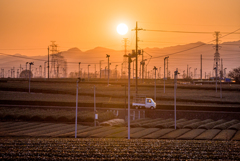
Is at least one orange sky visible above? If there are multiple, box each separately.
[0,0,240,56]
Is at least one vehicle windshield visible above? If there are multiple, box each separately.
[147,99,152,103]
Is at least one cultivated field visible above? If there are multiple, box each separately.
[1,120,240,141]
[0,78,240,108]
[1,138,240,160]
[0,78,240,159]
[0,107,116,123]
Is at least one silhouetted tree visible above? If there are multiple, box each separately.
[228,66,240,83]
[20,70,33,78]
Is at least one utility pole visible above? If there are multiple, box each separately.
[174,68,179,130]
[224,68,227,78]
[141,61,144,83]
[167,57,169,79]
[153,66,157,101]
[220,70,223,99]
[141,50,145,82]
[100,60,103,79]
[39,65,42,78]
[75,78,80,138]
[122,38,129,79]
[88,65,91,81]
[141,50,143,79]
[164,56,169,93]
[44,62,47,78]
[106,54,110,85]
[29,62,34,93]
[187,65,188,77]
[94,85,96,126]
[139,62,142,79]
[127,53,132,140]
[189,67,191,78]
[115,65,118,80]
[132,21,143,96]
[132,59,135,79]
[105,66,107,79]
[215,62,218,93]
[121,63,123,79]
[10,68,12,78]
[159,67,161,79]
[79,62,81,78]
[200,54,202,80]
[26,62,28,71]
[17,69,19,78]
[48,46,49,79]
[221,58,223,78]
[194,68,197,79]
[95,64,96,78]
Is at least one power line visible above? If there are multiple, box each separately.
[221,49,240,52]
[0,52,47,62]
[150,27,240,59]
[144,29,240,34]
[0,48,46,50]
[221,44,240,46]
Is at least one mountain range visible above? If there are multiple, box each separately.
[0,40,239,78]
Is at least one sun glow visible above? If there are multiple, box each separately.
[117,23,128,35]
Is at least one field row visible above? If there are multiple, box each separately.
[1,121,240,141]
[1,138,239,160]
[0,107,116,123]
[101,118,240,130]
[1,82,240,105]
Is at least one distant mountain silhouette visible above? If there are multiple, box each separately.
[0,40,239,78]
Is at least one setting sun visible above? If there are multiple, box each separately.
[117,23,128,35]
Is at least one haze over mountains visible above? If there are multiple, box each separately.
[0,40,239,78]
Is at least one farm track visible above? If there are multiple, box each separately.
[1,120,240,141]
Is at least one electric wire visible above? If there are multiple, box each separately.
[144,29,240,34]
[0,52,47,62]
[0,28,239,70]
[148,27,240,59]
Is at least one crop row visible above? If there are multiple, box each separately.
[0,107,115,123]
[1,81,240,105]
[0,138,239,160]
[101,118,240,130]
[1,121,240,141]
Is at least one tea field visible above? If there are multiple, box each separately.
[0,138,239,160]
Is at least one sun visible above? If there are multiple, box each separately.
[117,23,128,35]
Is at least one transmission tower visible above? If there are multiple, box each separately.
[213,31,221,78]
[50,41,58,78]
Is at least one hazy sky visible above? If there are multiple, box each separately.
[0,0,240,56]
